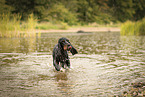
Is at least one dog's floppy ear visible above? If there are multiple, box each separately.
[70,45,78,55]
[58,39,63,50]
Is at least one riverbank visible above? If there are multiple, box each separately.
[120,81,145,97]
[1,27,120,37]
[36,27,120,33]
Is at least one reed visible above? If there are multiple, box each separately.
[121,18,145,35]
[22,14,37,37]
[0,13,38,37]
[0,13,70,37]
[138,18,145,35]
[0,13,21,37]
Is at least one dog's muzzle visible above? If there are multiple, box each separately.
[68,45,72,50]
[63,40,72,51]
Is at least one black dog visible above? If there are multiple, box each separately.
[52,37,78,71]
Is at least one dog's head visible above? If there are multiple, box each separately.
[58,37,78,55]
[58,37,72,51]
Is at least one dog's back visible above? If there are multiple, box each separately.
[52,44,58,58]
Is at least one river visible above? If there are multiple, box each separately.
[0,32,145,96]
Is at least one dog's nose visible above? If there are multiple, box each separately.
[68,46,72,49]
[68,45,72,50]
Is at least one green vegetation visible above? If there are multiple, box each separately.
[0,13,37,37]
[0,0,145,37]
[121,18,145,35]
[0,13,21,37]
[35,22,69,30]
[0,13,70,37]
[4,0,145,23]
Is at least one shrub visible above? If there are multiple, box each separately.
[121,18,145,35]
[47,3,78,25]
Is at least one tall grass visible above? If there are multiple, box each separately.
[0,13,21,37]
[0,13,38,37]
[121,18,145,35]
[0,13,70,37]
[21,14,37,37]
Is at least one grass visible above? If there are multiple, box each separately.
[121,18,145,35]
[0,13,21,37]
[35,22,69,30]
[0,13,121,38]
[0,13,37,37]
[0,13,70,37]
[20,14,37,37]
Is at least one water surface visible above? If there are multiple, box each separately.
[0,32,145,96]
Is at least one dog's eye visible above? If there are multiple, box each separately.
[66,40,69,42]
[62,40,65,42]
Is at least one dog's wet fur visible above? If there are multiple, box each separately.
[52,37,78,71]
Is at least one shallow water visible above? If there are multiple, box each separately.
[0,32,145,96]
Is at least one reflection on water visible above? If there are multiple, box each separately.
[0,32,145,96]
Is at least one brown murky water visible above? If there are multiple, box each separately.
[0,32,145,96]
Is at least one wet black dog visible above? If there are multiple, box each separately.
[52,37,78,71]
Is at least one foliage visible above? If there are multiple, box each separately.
[47,3,78,25]
[77,0,110,24]
[0,0,145,37]
[132,0,145,20]
[0,0,13,14]
[108,0,145,22]
[0,13,37,37]
[121,18,145,35]
[108,0,135,22]
[0,13,21,37]
[0,12,70,37]
[3,0,145,24]
[5,0,36,20]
